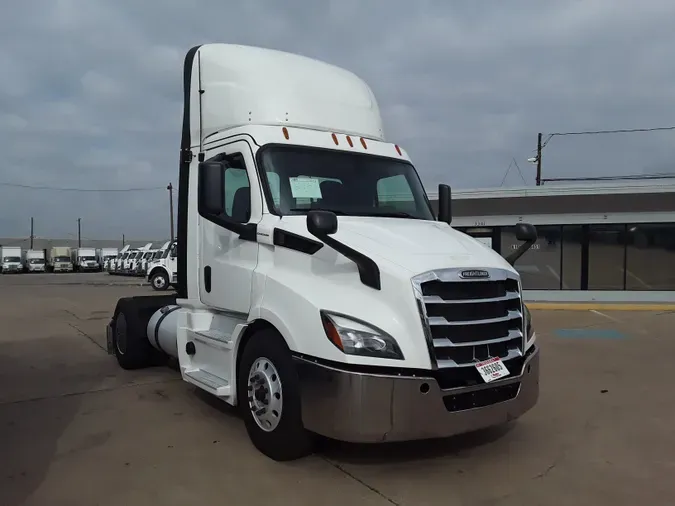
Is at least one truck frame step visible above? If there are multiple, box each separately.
[184,368,231,396]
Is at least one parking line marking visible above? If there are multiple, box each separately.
[590,309,622,323]
[527,303,675,311]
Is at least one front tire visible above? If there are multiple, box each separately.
[150,271,169,291]
[237,328,313,461]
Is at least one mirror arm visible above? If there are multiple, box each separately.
[308,229,381,290]
[505,239,535,266]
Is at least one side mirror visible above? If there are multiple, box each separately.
[505,223,538,266]
[437,184,452,225]
[198,161,225,216]
[307,210,338,237]
[515,223,537,242]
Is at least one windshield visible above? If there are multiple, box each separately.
[105,255,116,260]
[153,251,163,259]
[55,256,70,262]
[29,258,45,264]
[144,252,153,259]
[258,146,435,220]
[81,256,96,261]
[3,256,20,263]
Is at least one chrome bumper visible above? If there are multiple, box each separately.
[294,346,539,443]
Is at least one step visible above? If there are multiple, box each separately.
[189,329,233,350]
[184,368,231,396]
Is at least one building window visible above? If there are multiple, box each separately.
[501,225,562,289]
[626,223,675,290]
[561,225,582,290]
[588,224,627,290]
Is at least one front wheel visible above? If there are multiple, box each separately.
[150,271,169,291]
[237,328,313,461]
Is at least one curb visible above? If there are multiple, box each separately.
[527,302,675,311]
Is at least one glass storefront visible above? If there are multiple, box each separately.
[456,222,675,291]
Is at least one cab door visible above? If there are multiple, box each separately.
[198,140,261,315]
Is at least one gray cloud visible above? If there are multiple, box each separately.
[2,0,675,238]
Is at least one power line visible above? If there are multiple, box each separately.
[0,182,166,192]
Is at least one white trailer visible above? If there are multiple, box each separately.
[105,44,539,461]
[109,245,130,274]
[72,247,99,272]
[23,249,46,273]
[146,240,177,291]
[99,248,119,271]
[47,246,73,272]
[0,246,23,273]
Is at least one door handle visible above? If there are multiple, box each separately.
[204,265,212,293]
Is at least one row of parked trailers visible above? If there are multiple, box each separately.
[0,245,119,274]
[0,242,178,292]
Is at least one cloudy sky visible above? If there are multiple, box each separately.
[2,0,675,240]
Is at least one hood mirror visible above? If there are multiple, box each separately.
[506,223,538,266]
[437,184,452,225]
[307,210,338,236]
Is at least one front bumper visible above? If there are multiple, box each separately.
[294,346,539,443]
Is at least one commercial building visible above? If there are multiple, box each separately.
[428,181,675,302]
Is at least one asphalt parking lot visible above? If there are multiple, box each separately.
[1,277,674,505]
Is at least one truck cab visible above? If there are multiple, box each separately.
[146,240,177,291]
[73,248,99,272]
[106,43,539,462]
[1,246,23,274]
[23,249,46,272]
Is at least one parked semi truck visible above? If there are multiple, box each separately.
[23,249,46,272]
[105,43,539,461]
[47,246,73,272]
[146,240,177,291]
[0,246,23,273]
[72,247,99,272]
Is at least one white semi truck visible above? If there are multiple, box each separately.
[72,247,99,272]
[146,240,177,291]
[47,246,73,272]
[105,43,539,462]
[0,246,23,273]
[23,249,46,272]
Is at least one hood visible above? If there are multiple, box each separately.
[276,216,515,275]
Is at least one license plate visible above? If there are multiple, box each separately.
[475,357,510,383]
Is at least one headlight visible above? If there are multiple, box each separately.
[524,304,534,339]
[320,311,404,360]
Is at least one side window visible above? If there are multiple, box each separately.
[223,153,251,223]
[376,175,416,212]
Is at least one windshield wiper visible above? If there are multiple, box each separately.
[359,211,421,219]
[289,208,351,216]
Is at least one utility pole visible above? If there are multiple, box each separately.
[167,182,175,242]
[122,234,125,247]
[77,218,82,247]
[535,132,543,186]
[30,217,34,249]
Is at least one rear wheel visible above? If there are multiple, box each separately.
[238,328,313,461]
[113,301,159,370]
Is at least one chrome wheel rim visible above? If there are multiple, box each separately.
[247,357,283,432]
[153,275,166,289]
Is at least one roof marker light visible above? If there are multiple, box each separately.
[331,133,339,145]
[282,127,289,140]
[360,137,368,149]
[395,144,402,156]
[346,135,354,147]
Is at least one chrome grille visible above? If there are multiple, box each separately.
[412,268,524,369]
